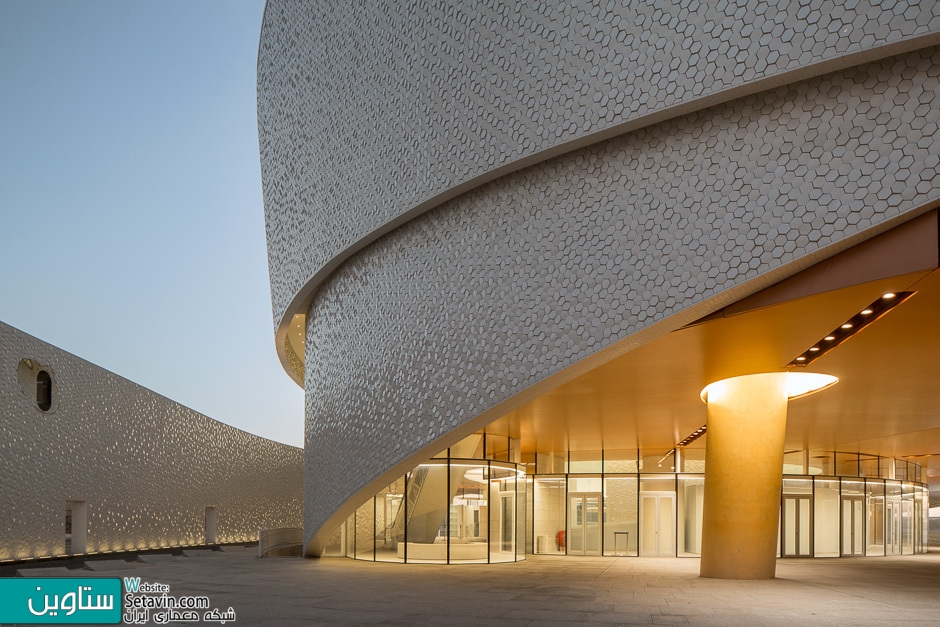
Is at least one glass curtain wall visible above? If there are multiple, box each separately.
[331,444,928,563]
[339,453,525,564]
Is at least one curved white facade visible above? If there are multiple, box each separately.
[0,322,302,561]
[258,1,940,556]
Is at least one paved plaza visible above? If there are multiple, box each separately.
[9,546,940,626]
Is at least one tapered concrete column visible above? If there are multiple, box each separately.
[699,372,836,579]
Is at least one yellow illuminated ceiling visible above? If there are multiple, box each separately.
[487,212,940,476]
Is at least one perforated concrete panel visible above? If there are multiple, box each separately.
[259,0,940,331]
[257,2,940,553]
[0,322,302,561]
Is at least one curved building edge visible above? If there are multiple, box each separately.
[259,0,940,383]
[296,40,940,555]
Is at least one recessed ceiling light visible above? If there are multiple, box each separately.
[788,291,914,367]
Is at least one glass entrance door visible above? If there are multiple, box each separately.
[568,493,601,556]
[841,496,864,556]
[781,495,812,557]
[886,500,901,555]
[639,492,674,556]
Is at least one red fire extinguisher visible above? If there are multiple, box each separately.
[557,530,566,551]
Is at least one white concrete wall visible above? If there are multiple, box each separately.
[257,2,940,555]
[0,322,302,561]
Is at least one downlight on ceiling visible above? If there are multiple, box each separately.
[788,291,915,367]
[700,372,838,403]
[677,424,707,448]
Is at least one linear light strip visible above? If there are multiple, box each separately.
[788,291,915,367]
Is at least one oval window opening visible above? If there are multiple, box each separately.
[37,370,52,411]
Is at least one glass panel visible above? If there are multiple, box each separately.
[344,512,355,559]
[901,485,914,555]
[450,434,485,459]
[489,464,516,562]
[808,451,834,476]
[813,479,839,557]
[677,476,704,556]
[569,451,602,473]
[585,496,601,554]
[355,499,374,560]
[841,496,864,556]
[640,476,675,493]
[782,477,813,495]
[604,450,638,473]
[658,494,675,556]
[781,479,813,558]
[603,476,638,556]
[783,498,796,556]
[920,486,929,554]
[536,451,567,474]
[680,449,705,473]
[799,498,811,556]
[866,480,884,556]
[525,476,534,555]
[534,477,566,554]
[569,495,584,554]
[569,476,602,493]
[920,487,930,553]
[375,477,405,562]
[835,453,859,477]
[449,463,487,563]
[885,481,902,555]
[517,471,527,560]
[405,463,448,563]
[521,453,536,477]
[640,494,657,556]
[880,457,895,479]
[895,460,909,482]
[640,450,676,472]
[485,435,510,462]
[639,492,674,556]
[859,455,879,478]
[783,450,806,474]
[841,479,864,495]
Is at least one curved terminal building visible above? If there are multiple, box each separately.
[259,1,940,577]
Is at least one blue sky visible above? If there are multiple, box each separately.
[0,1,305,446]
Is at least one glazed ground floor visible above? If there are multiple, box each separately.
[323,440,929,564]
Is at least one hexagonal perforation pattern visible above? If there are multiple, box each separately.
[259,0,940,330]
[0,322,303,560]
[302,47,940,546]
